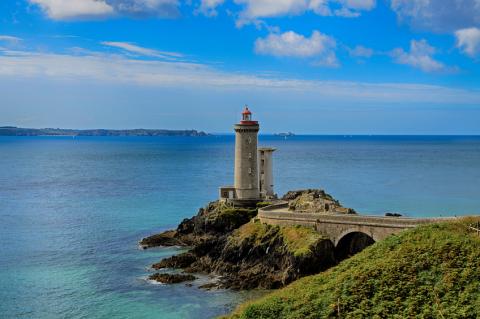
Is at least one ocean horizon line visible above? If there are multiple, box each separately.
[2,133,480,137]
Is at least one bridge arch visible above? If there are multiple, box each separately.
[334,230,375,262]
[333,227,379,246]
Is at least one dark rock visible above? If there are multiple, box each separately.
[149,273,196,284]
[177,217,195,235]
[152,252,197,270]
[385,212,402,217]
[140,230,180,248]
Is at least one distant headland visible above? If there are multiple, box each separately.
[0,126,209,137]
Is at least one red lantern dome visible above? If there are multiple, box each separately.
[242,107,252,116]
[240,105,257,125]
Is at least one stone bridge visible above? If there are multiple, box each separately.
[258,202,455,259]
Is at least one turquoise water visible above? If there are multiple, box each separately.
[1,135,479,318]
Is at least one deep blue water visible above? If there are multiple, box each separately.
[1,135,479,318]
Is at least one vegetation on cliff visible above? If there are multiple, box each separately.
[226,218,480,319]
[229,223,329,258]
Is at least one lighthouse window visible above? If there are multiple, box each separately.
[247,137,252,144]
[248,152,252,159]
[248,167,252,174]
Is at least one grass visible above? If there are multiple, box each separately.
[229,222,325,257]
[280,225,324,257]
[225,217,480,319]
[228,222,277,246]
[215,207,257,222]
[205,205,258,232]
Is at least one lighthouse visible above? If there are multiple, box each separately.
[233,106,260,200]
[219,106,276,204]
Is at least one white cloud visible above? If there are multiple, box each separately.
[333,7,360,17]
[101,41,183,59]
[255,30,338,67]
[197,0,225,16]
[0,36,23,43]
[455,27,480,57]
[234,0,375,25]
[349,45,373,58]
[391,39,445,72]
[29,0,179,20]
[308,0,332,15]
[236,0,307,18]
[342,0,375,10]
[28,0,376,21]
[390,0,480,32]
[106,0,179,18]
[29,0,115,20]
[0,48,479,105]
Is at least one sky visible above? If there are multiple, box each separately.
[1,0,480,134]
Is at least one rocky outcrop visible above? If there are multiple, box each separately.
[152,252,197,269]
[283,189,356,214]
[183,222,336,289]
[140,201,257,249]
[147,221,336,290]
[141,190,345,289]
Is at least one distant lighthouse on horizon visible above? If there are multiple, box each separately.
[219,106,276,205]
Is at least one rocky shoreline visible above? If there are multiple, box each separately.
[141,189,356,290]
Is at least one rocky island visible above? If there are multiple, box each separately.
[141,189,355,289]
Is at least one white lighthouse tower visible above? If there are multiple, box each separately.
[233,106,260,200]
[219,106,276,204]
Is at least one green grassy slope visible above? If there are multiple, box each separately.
[228,222,328,257]
[226,218,480,319]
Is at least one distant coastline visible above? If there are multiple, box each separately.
[0,126,209,137]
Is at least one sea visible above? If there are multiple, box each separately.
[1,135,479,318]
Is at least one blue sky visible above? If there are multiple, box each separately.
[1,0,480,134]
